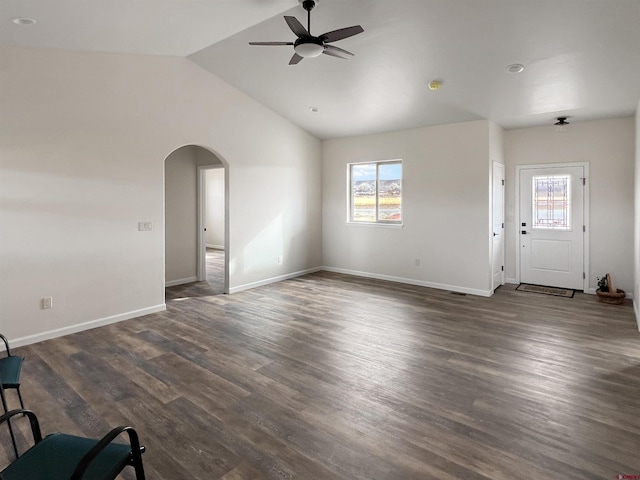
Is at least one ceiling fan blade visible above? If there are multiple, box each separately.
[289,53,304,65]
[284,16,309,37]
[323,45,354,58]
[320,25,364,43]
[249,42,294,46]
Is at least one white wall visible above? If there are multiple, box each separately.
[205,168,225,249]
[322,120,493,296]
[0,46,322,345]
[165,146,197,284]
[504,117,635,294]
[489,122,505,165]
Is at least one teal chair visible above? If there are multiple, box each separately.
[0,334,24,458]
[0,409,146,480]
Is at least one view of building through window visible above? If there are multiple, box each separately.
[350,161,402,223]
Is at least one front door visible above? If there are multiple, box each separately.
[519,165,585,290]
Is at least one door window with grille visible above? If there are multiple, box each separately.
[531,175,571,230]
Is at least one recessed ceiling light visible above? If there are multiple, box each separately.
[506,63,524,74]
[11,17,36,25]
[309,107,319,113]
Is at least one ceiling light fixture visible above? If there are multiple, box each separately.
[428,81,442,91]
[506,63,524,74]
[309,106,319,113]
[295,39,325,58]
[554,116,570,132]
[11,17,36,25]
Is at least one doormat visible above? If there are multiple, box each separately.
[516,283,575,298]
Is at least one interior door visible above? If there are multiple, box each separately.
[492,162,505,291]
[519,165,584,289]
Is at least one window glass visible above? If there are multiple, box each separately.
[531,175,571,230]
[349,161,402,224]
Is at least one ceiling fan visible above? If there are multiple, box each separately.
[249,0,364,65]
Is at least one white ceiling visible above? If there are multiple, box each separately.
[3,0,640,139]
[0,0,298,56]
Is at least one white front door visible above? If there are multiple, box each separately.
[519,165,585,289]
[492,162,505,291]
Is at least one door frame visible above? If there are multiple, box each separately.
[197,164,229,293]
[515,162,590,291]
[491,161,505,292]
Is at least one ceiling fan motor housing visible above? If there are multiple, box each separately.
[301,0,317,11]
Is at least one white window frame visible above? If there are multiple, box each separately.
[347,160,403,225]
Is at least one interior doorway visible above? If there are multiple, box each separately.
[516,163,589,290]
[164,145,229,299]
[197,166,226,293]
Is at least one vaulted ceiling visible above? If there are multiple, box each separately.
[3,0,639,139]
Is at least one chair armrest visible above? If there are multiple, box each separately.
[0,409,43,444]
[0,334,11,357]
[70,426,144,480]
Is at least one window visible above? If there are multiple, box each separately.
[349,160,402,224]
[531,174,571,230]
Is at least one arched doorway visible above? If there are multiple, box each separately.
[164,145,229,299]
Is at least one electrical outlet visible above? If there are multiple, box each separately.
[414,258,420,267]
[277,256,283,264]
[138,222,153,231]
[43,296,53,309]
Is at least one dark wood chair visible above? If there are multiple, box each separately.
[0,409,146,480]
[0,334,24,458]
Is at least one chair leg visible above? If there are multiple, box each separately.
[133,446,146,479]
[0,387,19,459]
[16,387,25,410]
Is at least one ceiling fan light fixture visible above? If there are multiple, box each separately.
[294,40,324,58]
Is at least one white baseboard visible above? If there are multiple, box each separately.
[165,276,197,287]
[229,267,323,294]
[506,277,518,284]
[322,267,493,297]
[10,304,166,349]
[206,244,225,250]
[635,299,640,332]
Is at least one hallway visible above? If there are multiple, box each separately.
[165,248,225,301]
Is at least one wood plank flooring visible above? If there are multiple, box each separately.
[2,260,640,479]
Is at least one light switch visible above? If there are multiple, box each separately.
[138,222,153,231]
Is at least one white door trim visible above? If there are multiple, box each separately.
[197,165,229,293]
[515,162,590,291]
[491,161,505,292]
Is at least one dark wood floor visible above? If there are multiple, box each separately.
[2,265,640,479]
[166,248,225,301]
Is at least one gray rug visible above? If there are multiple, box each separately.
[516,283,574,298]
